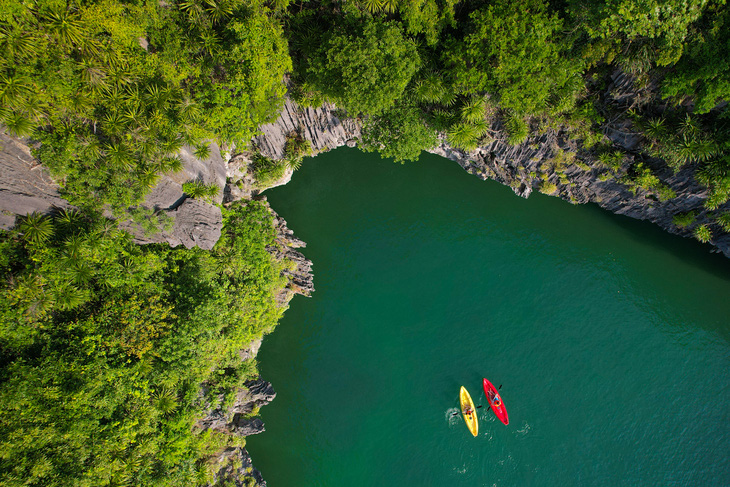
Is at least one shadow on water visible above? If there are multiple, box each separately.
[581,201,730,280]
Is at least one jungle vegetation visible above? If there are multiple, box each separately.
[0,202,290,486]
[1,0,730,485]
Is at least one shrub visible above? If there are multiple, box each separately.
[673,212,696,228]
[716,212,730,233]
[361,104,438,162]
[182,180,221,202]
[250,155,289,188]
[597,150,625,171]
[505,112,529,145]
[694,224,712,243]
[622,162,676,201]
[539,181,558,194]
[285,134,313,161]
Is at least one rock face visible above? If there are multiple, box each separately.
[196,379,277,437]
[208,447,267,487]
[196,379,276,487]
[430,133,729,255]
[119,143,227,250]
[0,132,227,250]
[268,204,315,302]
[239,87,730,257]
[0,133,71,230]
[223,97,362,202]
[428,72,730,257]
[253,98,361,160]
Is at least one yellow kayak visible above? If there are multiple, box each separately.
[459,386,478,437]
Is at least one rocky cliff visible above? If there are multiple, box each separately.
[243,79,730,257]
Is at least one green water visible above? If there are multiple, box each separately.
[246,148,730,486]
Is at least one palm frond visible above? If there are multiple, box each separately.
[19,212,54,245]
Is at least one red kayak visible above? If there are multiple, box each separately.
[483,378,509,425]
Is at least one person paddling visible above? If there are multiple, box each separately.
[452,405,483,416]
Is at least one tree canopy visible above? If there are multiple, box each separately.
[306,20,420,115]
[0,202,290,486]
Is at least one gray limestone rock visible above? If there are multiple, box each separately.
[196,379,277,437]
[207,447,266,487]
[251,98,362,161]
[0,133,71,230]
[168,198,222,250]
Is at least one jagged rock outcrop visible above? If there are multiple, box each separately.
[208,447,267,487]
[196,378,277,437]
[267,204,315,303]
[428,71,730,257]
[430,131,725,248]
[253,98,361,160]
[223,97,361,201]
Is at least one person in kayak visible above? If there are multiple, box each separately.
[452,405,482,416]
[490,391,502,407]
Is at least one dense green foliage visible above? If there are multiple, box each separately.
[2,0,730,484]
[445,0,578,115]
[0,202,290,486]
[360,103,438,162]
[306,20,420,115]
[3,0,729,205]
[0,0,290,211]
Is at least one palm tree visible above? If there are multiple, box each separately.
[381,0,398,13]
[80,61,108,91]
[43,8,86,48]
[53,283,88,311]
[20,213,54,245]
[642,117,667,146]
[204,0,235,25]
[361,0,384,13]
[105,142,134,170]
[411,73,447,104]
[0,27,40,61]
[716,212,730,233]
[460,95,486,123]
[193,143,211,160]
[152,387,179,415]
[102,112,127,136]
[56,209,86,236]
[2,110,34,137]
[447,121,487,151]
[505,112,529,146]
[0,72,32,107]
[694,224,712,243]
[180,0,207,26]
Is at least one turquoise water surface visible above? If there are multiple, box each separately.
[246,148,730,486]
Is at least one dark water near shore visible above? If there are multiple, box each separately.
[247,148,730,486]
